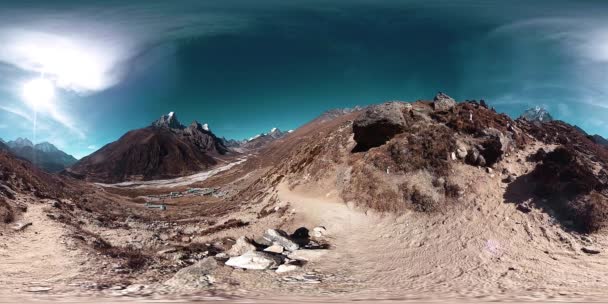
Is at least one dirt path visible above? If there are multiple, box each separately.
[0,202,90,294]
[277,181,608,301]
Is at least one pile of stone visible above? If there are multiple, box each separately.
[221,226,329,274]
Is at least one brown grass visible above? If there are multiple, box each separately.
[389,125,455,176]
[98,245,149,271]
[0,198,14,224]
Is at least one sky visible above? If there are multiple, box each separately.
[0,0,608,159]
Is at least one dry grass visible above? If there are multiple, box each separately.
[0,198,14,224]
[98,244,149,271]
[389,125,455,176]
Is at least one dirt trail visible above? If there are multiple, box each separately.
[277,180,608,301]
[0,202,90,294]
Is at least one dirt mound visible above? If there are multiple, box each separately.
[512,146,608,233]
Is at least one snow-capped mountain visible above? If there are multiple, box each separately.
[152,111,185,129]
[519,106,554,123]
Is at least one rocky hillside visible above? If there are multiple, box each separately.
[5,138,77,173]
[67,112,230,183]
[237,92,608,234]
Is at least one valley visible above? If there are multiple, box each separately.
[1,94,608,302]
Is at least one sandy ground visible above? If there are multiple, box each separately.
[274,165,608,301]
[0,201,93,295]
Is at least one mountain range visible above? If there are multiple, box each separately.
[0,137,77,172]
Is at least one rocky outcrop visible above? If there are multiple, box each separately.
[433,92,457,111]
[353,102,410,151]
[152,112,184,129]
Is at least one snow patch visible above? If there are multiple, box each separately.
[202,123,209,131]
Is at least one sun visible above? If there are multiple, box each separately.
[22,78,55,110]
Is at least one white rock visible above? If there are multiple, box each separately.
[227,236,257,257]
[225,251,282,270]
[263,229,299,251]
[276,264,300,273]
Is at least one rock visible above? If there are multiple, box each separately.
[264,244,284,254]
[582,247,601,255]
[291,227,310,239]
[477,155,487,167]
[486,167,493,174]
[227,236,257,257]
[456,148,468,159]
[479,129,511,166]
[214,252,229,261]
[254,236,273,247]
[433,92,457,111]
[225,251,283,270]
[465,149,481,166]
[287,249,329,262]
[450,152,457,161]
[263,229,299,252]
[164,258,218,288]
[12,222,32,231]
[353,102,409,150]
[276,264,300,274]
[312,226,327,238]
[516,204,532,214]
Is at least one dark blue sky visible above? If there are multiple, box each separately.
[0,1,607,158]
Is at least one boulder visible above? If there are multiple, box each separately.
[433,92,457,111]
[353,102,409,151]
[227,236,256,257]
[480,128,511,165]
[164,258,218,288]
[287,249,329,262]
[263,229,299,251]
[225,251,283,270]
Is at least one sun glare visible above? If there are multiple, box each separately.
[22,78,55,110]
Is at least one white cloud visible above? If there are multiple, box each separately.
[87,145,97,150]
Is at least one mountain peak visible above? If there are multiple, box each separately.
[519,106,554,123]
[7,137,34,149]
[152,112,184,129]
[34,142,59,153]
